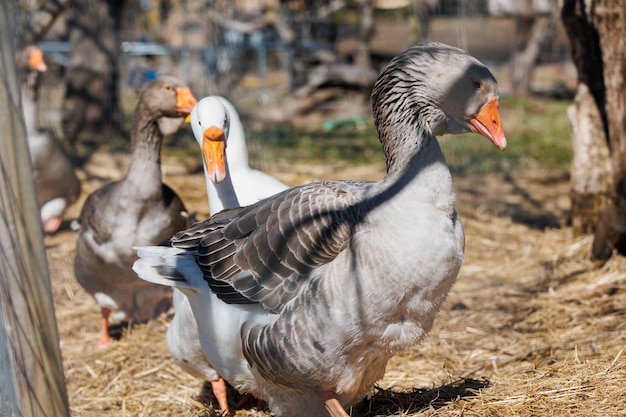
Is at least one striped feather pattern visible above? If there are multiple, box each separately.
[169,180,371,311]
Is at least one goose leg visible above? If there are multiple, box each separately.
[324,398,349,417]
[210,377,230,416]
[43,216,63,234]
[97,307,111,348]
[318,391,349,417]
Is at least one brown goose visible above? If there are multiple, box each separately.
[17,45,81,233]
[75,76,197,347]
[133,43,506,417]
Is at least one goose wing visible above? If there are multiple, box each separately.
[170,179,372,313]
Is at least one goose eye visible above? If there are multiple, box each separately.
[472,80,483,91]
[165,85,173,91]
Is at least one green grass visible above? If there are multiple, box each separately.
[440,95,573,176]
[246,120,383,168]
[245,95,574,176]
[107,92,573,177]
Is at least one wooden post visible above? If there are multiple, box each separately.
[0,1,70,416]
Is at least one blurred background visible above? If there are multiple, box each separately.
[17,0,573,166]
[17,0,592,231]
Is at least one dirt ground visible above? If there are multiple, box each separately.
[43,147,626,417]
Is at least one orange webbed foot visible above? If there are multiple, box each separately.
[96,308,111,348]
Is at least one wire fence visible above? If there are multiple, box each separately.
[0,0,70,415]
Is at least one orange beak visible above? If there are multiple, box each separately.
[468,96,507,151]
[201,126,226,183]
[175,87,198,115]
[29,48,47,72]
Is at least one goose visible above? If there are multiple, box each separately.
[168,95,288,415]
[74,76,197,347]
[196,96,289,206]
[17,45,81,233]
[133,42,506,417]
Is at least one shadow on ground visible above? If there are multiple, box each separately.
[352,377,490,416]
[456,171,570,230]
[193,377,490,417]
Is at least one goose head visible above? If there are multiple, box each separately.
[139,75,198,119]
[372,42,506,152]
[190,96,231,183]
[17,45,47,93]
[16,45,47,73]
[25,46,47,72]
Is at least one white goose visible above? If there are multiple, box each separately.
[75,76,197,347]
[17,45,81,233]
[196,96,288,207]
[168,95,288,415]
[134,43,506,417]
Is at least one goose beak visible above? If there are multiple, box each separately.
[29,48,47,72]
[201,126,226,183]
[175,87,198,115]
[468,96,507,151]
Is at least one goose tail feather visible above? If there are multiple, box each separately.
[133,246,201,291]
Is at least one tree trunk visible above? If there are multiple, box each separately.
[62,0,125,146]
[509,0,559,97]
[562,0,613,236]
[355,0,374,71]
[510,15,555,96]
[589,0,626,260]
[567,83,612,235]
[14,0,71,45]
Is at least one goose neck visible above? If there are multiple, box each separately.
[125,105,164,191]
[224,117,250,172]
[21,81,39,134]
[374,114,453,210]
[379,114,433,179]
[205,162,240,215]
[21,96,38,135]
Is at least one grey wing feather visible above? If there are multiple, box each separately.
[170,180,371,313]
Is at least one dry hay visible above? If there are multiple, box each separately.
[45,152,626,417]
